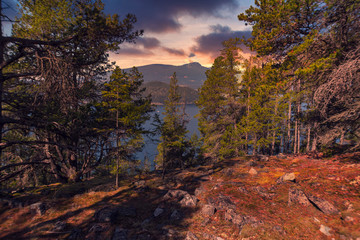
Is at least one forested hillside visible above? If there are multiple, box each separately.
[143,81,198,104]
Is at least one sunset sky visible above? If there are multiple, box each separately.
[3,0,254,68]
[103,0,254,68]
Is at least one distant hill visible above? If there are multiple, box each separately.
[143,81,198,105]
[125,62,208,90]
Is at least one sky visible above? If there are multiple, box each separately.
[2,0,254,69]
[103,0,254,68]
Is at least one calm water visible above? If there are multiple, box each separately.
[136,104,200,167]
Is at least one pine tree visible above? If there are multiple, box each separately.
[101,66,152,187]
[156,72,188,177]
[197,39,245,161]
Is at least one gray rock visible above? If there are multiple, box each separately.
[308,195,339,215]
[224,208,246,226]
[222,168,234,176]
[30,202,47,216]
[170,209,182,220]
[253,186,274,199]
[201,204,216,217]
[319,225,332,236]
[163,189,198,207]
[112,227,128,240]
[277,173,296,183]
[207,194,236,210]
[163,189,189,201]
[185,231,199,240]
[153,207,164,217]
[180,194,198,207]
[288,187,311,207]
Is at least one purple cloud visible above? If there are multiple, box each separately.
[191,25,252,58]
[103,0,242,33]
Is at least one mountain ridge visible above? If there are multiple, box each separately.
[124,62,208,90]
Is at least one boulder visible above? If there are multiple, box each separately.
[201,204,216,217]
[163,189,198,207]
[30,202,47,216]
[170,209,182,220]
[180,194,198,207]
[153,207,164,217]
[253,186,274,199]
[308,195,339,215]
[277,173,296,183]
[224,208,245,226]
[288,187,311,207]
[207,194,236,210]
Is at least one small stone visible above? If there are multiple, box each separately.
[249,168,258,175]
[320,225,332,236]
[278,173,296,183]
[170,210,182,220]
[153,207,164,217]
[30,202,47,216]
[344,216,355,222]
[201,204,216,217]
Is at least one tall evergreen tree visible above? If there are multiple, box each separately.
[100,66,152,187]
[156,72,188,177]
[197,39,245,161]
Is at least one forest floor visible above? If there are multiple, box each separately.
[0,152,359,240]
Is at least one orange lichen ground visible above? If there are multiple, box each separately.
[0,153,359,239]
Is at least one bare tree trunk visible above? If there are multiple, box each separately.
[294,119,298,154]
[306,125,311,152]
[271,100,278,155]
[311,123,318,151]
[287,99,292,153]
[116,95,119,188]
[253,133,257,155]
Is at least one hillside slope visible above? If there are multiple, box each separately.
[143,81,198,104]
[1,153,359,239]
[125,62,208,90]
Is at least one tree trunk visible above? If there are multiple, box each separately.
[287,99,292,153]
[306,125,311,152]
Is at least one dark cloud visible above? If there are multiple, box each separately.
[162,47,186,56]
[136,37,161,49]
[103,0,241,33]
[117,48,154,56]
[191,25,252,58]
[188,53,196,58]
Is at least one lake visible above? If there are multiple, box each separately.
[136,104,200,168]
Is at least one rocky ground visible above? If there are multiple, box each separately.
[0,153,359,239]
